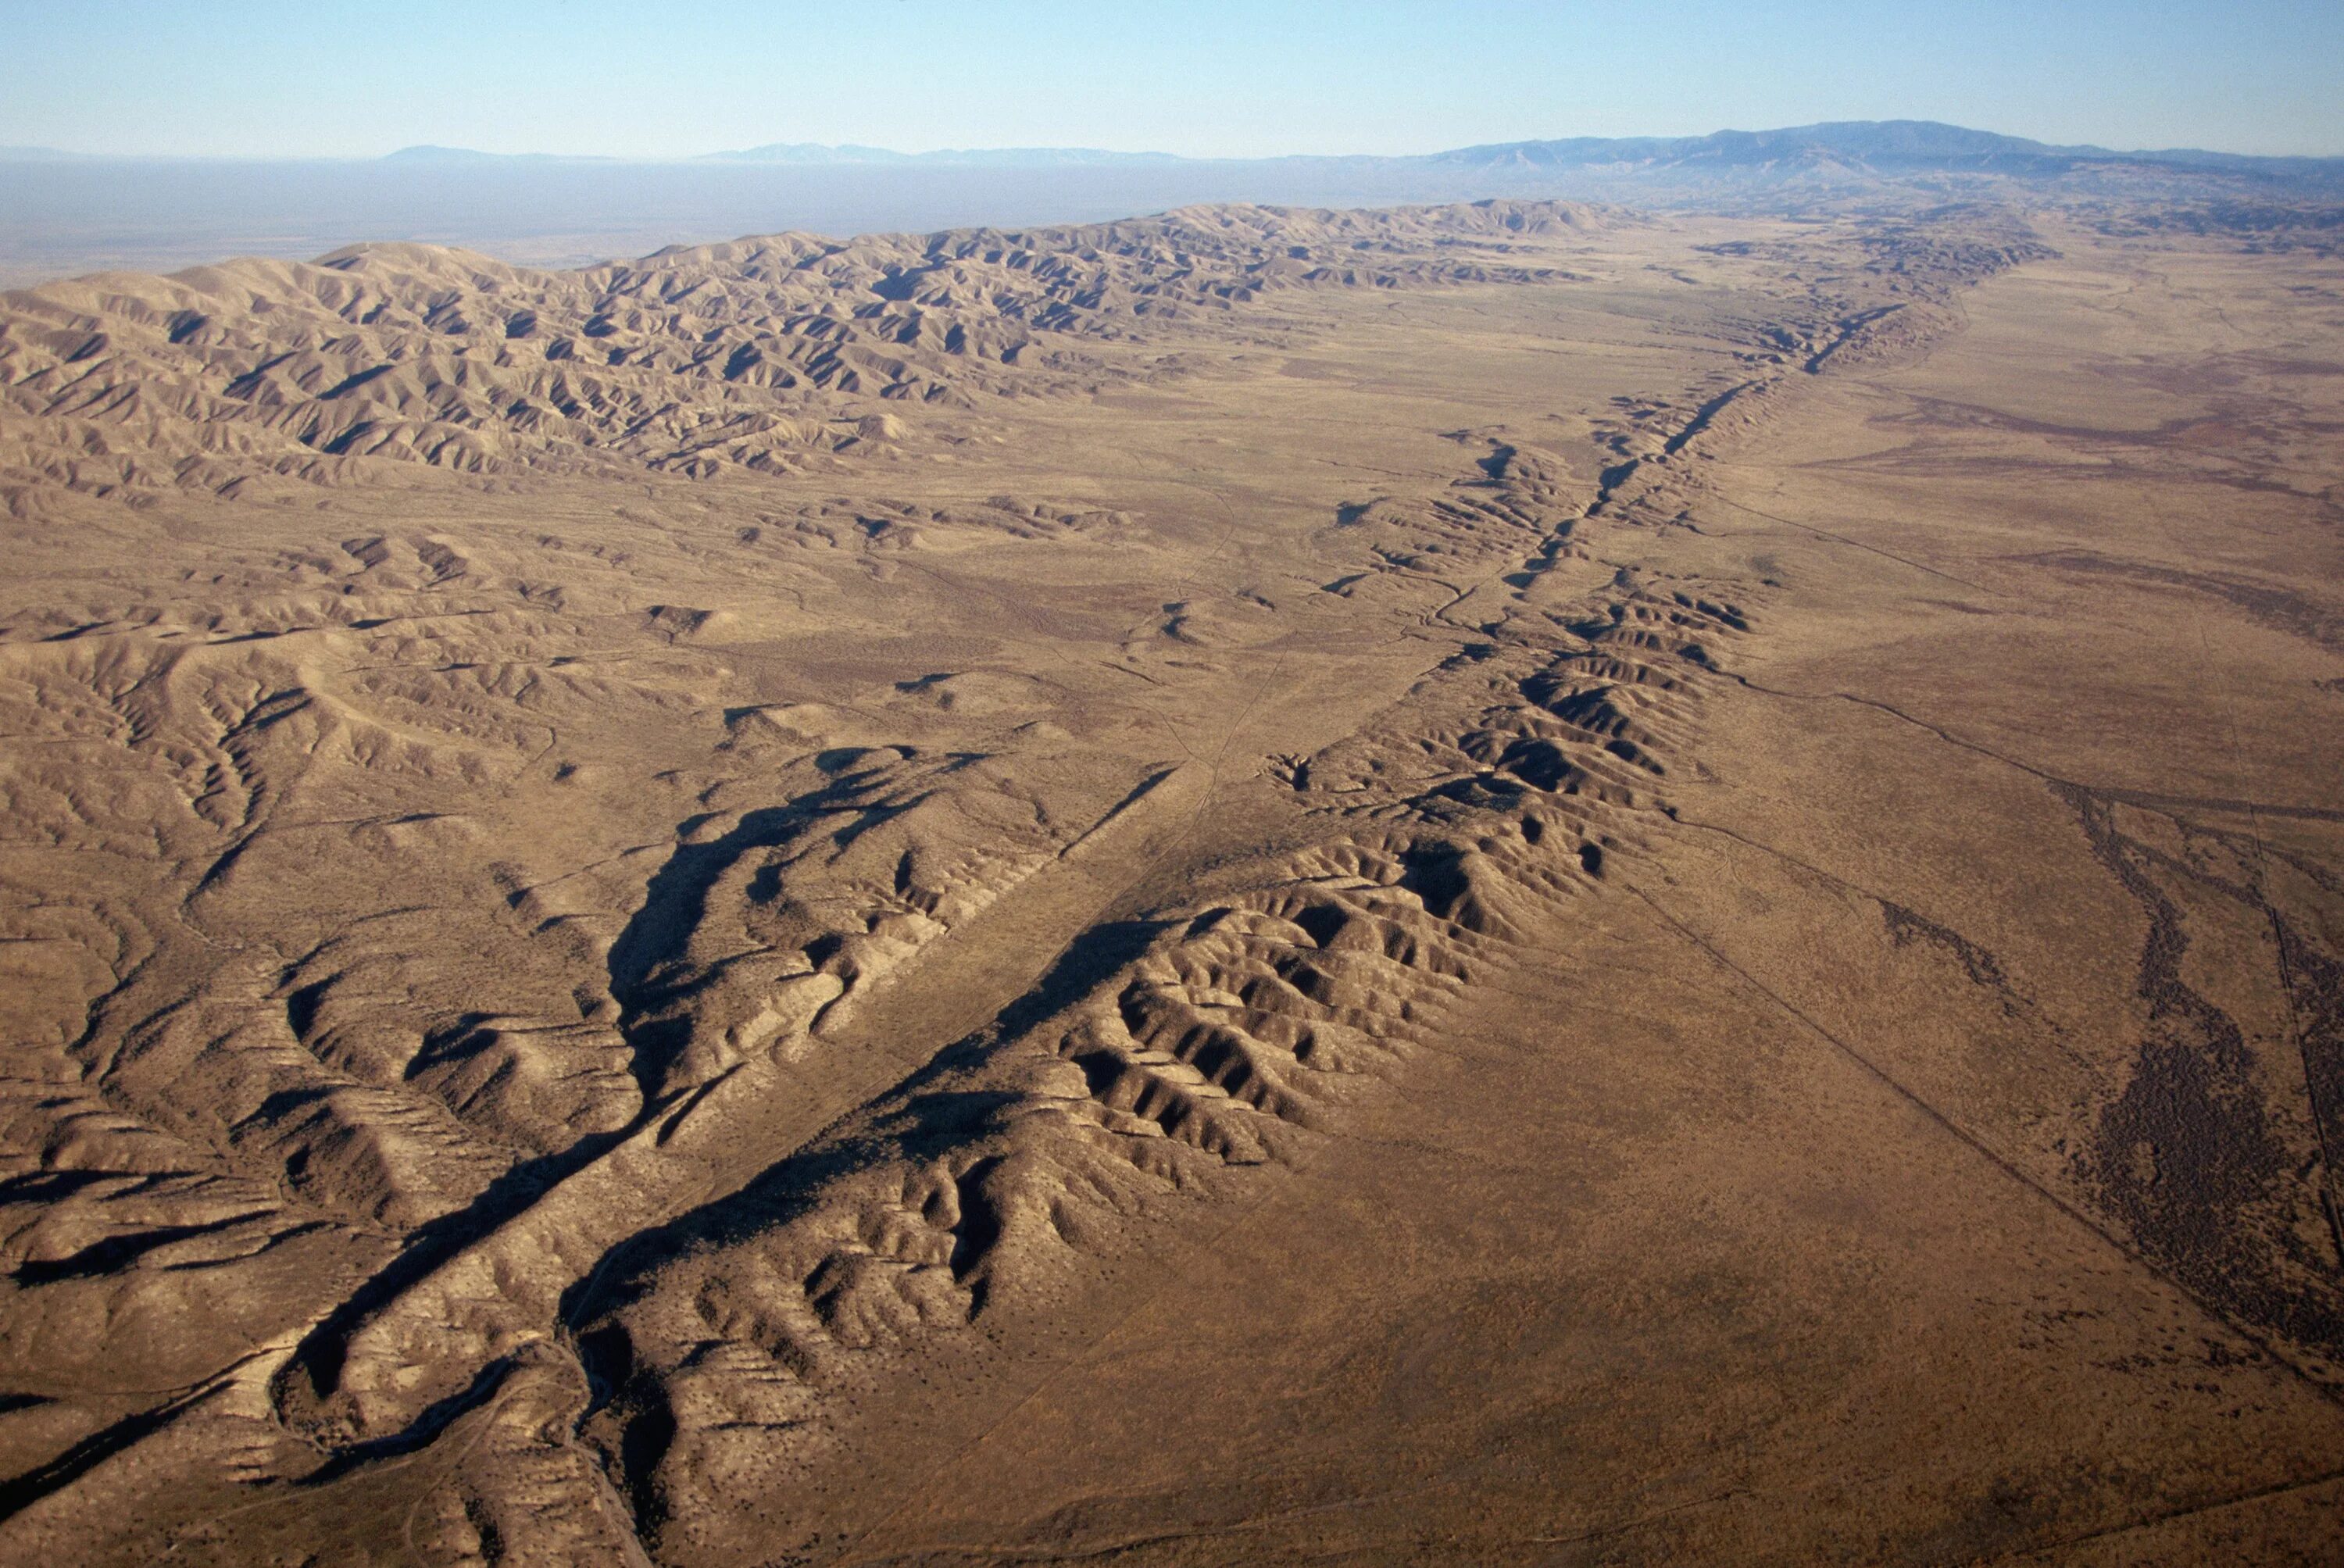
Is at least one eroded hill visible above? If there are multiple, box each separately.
[0,202,1605,507]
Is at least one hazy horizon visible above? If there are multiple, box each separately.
[5,113,2339,165]
[5,111,2340,290]
[5,1,2342,161]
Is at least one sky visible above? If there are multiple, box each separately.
[3,0,2340,160]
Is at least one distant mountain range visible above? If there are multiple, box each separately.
[10,122,2337,195]
[1422,122,2344,185]
[351,122,2344,205]
[687,122,2344,178]
[359,120,2342,186]
[5,120,2337,289]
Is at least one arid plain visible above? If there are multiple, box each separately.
[1,198,2341,1564]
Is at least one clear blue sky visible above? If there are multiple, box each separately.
[4,0,2339,159]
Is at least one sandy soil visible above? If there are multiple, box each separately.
[0,199,2339,1563]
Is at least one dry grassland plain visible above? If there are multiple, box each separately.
[0,199,2340,1563]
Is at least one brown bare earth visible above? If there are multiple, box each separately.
[1,197,2340,1564]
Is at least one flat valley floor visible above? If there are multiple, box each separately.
[1,203,2341,1563]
